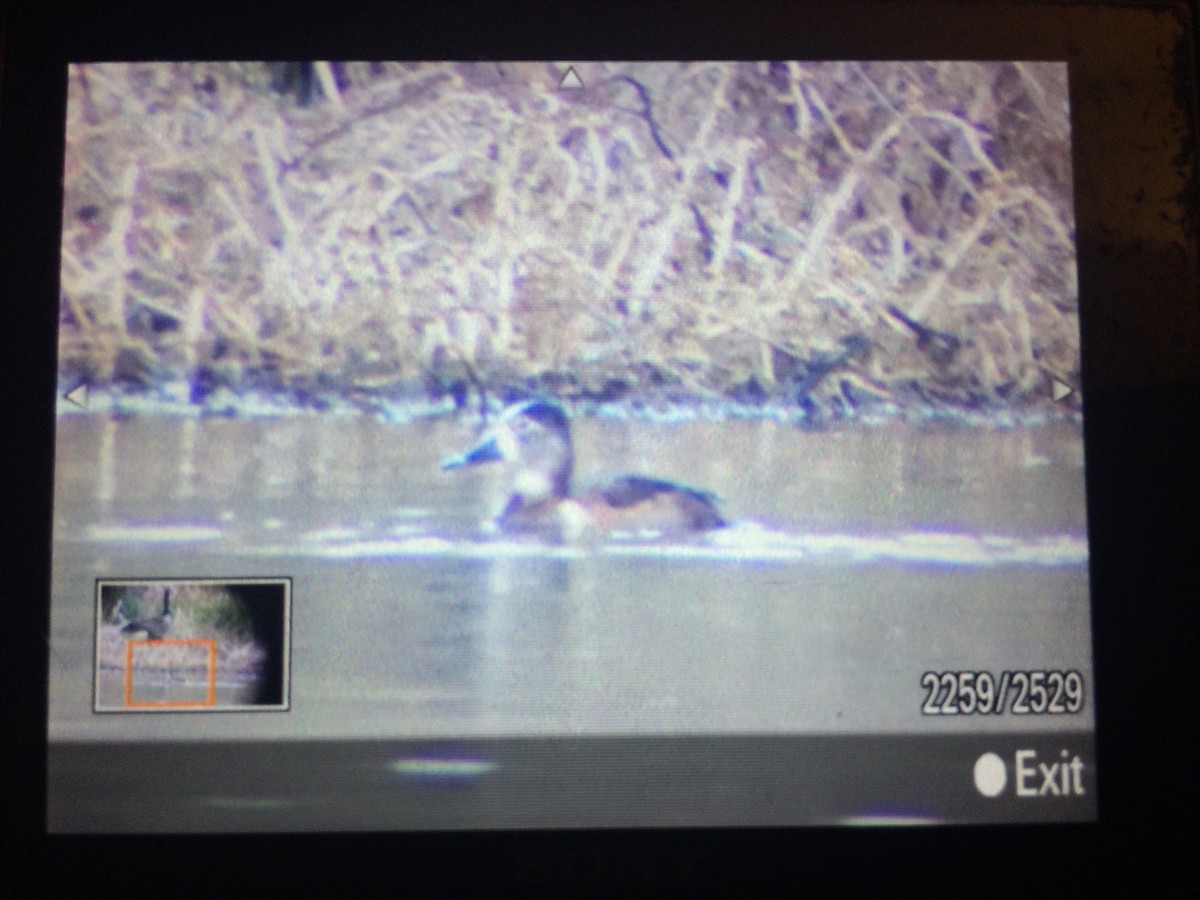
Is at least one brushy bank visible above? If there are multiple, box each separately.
[60,61,1079,420]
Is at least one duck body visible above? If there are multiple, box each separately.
[441,399,725,539]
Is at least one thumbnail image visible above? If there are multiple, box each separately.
[94,579,289,711]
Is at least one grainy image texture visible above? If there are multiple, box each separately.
[60,62,1077,416]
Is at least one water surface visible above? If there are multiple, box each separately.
[49,414,1091,740]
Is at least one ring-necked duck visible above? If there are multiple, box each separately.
[441,399,726,539]
[120,588,173,640]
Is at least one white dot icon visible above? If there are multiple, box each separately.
[974,752,1007,797]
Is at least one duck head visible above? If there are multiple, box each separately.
[441,399,575,505]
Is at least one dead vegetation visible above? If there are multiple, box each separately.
[60,61,1079,416]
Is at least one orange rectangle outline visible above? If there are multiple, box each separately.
[123,638,218,708]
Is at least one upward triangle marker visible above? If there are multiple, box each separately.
[559,67,584,91]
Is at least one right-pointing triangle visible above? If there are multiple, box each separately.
[559,67,584,91]
[1051,379,1073,402]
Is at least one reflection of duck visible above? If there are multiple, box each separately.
[442,399,726,538]
[121,588,173,640]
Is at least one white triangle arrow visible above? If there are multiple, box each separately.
[1051,379,1073,402]
[64,382,89,408]
[559,66,584,91]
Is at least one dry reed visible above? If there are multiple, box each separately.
[60,61,1079,416]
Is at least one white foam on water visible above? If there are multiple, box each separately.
[76,512,1087,567]
[214,519,1088,568]
[84,524,224,543]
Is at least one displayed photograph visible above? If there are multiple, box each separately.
[49,60,1092,827]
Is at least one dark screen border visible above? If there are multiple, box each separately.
[2,0,1197,894]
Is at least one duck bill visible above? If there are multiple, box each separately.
[441,435,503,470]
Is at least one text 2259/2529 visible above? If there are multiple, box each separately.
[920,670,1085,716]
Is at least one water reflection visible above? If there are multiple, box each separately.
[55,414,1089,542]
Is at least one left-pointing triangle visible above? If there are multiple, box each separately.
[64,382,88,408]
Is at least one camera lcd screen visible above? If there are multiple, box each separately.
[47,60,1093,830]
